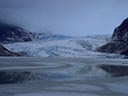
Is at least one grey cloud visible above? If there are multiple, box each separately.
[0,0,128,36]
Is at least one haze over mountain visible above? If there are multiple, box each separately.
[0,0,128,36]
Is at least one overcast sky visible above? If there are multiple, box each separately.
[0,0,128,36]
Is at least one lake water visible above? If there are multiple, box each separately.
[0,57,128,96]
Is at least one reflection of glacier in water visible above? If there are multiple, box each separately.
[1,57,128,96]
[0,64,109,84]
[0,57,127,84]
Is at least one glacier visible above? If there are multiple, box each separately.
[4,34,123,58]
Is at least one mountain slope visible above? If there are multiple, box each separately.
[0,44,21,56]
[97,17,128,55]
[0,22,37,43]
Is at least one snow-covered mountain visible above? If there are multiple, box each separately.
[4,34,123,58]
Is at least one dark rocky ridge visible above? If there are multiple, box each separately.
[0,22,37,43]
[112,18,128,42]
[0,44,21,56]
[97,18,128,55]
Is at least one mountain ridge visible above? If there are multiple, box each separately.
[97,17,128,56]
[0,22,37,43]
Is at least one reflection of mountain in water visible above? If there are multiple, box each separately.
[1,60,128,84]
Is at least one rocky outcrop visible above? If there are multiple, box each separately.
[0,44,21,56]
[0,22,37,43]
[112,18,128,42]
[97,18,128,55]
